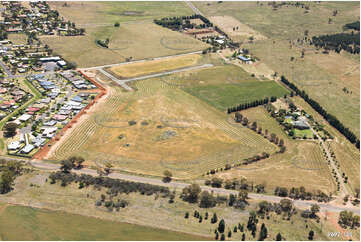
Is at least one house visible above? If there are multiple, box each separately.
[292,120,309,130]
[57,60,66,67]
[237,55,252,64]
[41,126,57,137]
[18,113,32,122]
[7,141,21,150]
[21,144,34,154]
[71,95,83,102]
[32,136,46,147]
[52,114,67,121]
[43,120,57,126]
[39,56,61,62]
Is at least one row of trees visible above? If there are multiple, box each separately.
[311,32,360,54]
[344,21,360,31]
[49,171,171,197]
[227,97,277,114]
[274,186,331,202]
[154,14,213,30]
[204,177,266,194]
[280,76,359,149]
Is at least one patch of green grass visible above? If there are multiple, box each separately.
[293,128,314,139]
[184,81,289,111]
[0,204,210,241]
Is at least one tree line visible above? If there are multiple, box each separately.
[154,14,213,30]
[344,21,360,31]
[280,75,359,149]
[49,171,171,197]
[274,186,331,202]
[227,96,277,114]
[311,32,360,54]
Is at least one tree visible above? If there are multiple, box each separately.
[239,189,248,202]
[233,226,237,233]
[338,210,354,227]
[0,171,15,194]
[218,219,225,233]
[280,199,293,213]
[184,212,189,218]
[220,233,225,241]
[211,213,218,223]
[114,22,120,27]
[308,230,314,240]
[259,223,268,241]
[276,232,282,241]
[163,170,172,183]
[69,156,85,169]
[60,159,74,173]
[199,191,216,208]
[181,184,201,203]
[228,230,232,238]
[310,204,320,218]
[215,231,219,240]
[241,233,246,241]
[3,122,18,138]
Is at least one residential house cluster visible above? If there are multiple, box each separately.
[6,72,97,156]
[1,1,85,36]
[0,78,31,119]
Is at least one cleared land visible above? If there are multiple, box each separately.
[211,105,336,194]
[195,1,360,135]
[42,2,209,67]
[49,67,279,179]
[0,203,208,241]
[108,54,203,78]
[209,15,266,42]
[7,33,27,45]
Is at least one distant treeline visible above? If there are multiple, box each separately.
[344,21,360,31]
[311,32,360,54]
[280,76,359,149]
[154,14,213,30]
[227,96,277,114]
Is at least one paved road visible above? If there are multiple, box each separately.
[98,68,133,91]
[29,160,360,214]
[81,51,203,71]
[98,63,213,91]
[185,1,204,16]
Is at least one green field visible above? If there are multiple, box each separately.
[293,128,314,139]
[184,81,289,111]
[0,203,209,241]
[194,1,360,136]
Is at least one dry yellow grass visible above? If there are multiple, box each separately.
[108,54,202,78]
[209,15,267,42]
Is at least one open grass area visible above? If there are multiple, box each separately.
[212,106,336,194]
[293,128,314,139]
[49,1,195,25]
[0,203,209,241]
[108,54,203,78]
[42,21,208,68]
[195,1,360,136]
[49,74,277,179]
[42,2,209,67]
[7,33,27,45]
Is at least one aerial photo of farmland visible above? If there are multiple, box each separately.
[0,1,359,241]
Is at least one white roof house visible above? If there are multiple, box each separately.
[21,144,34,154]
[8,141,21,150]
[18,114,32,122]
